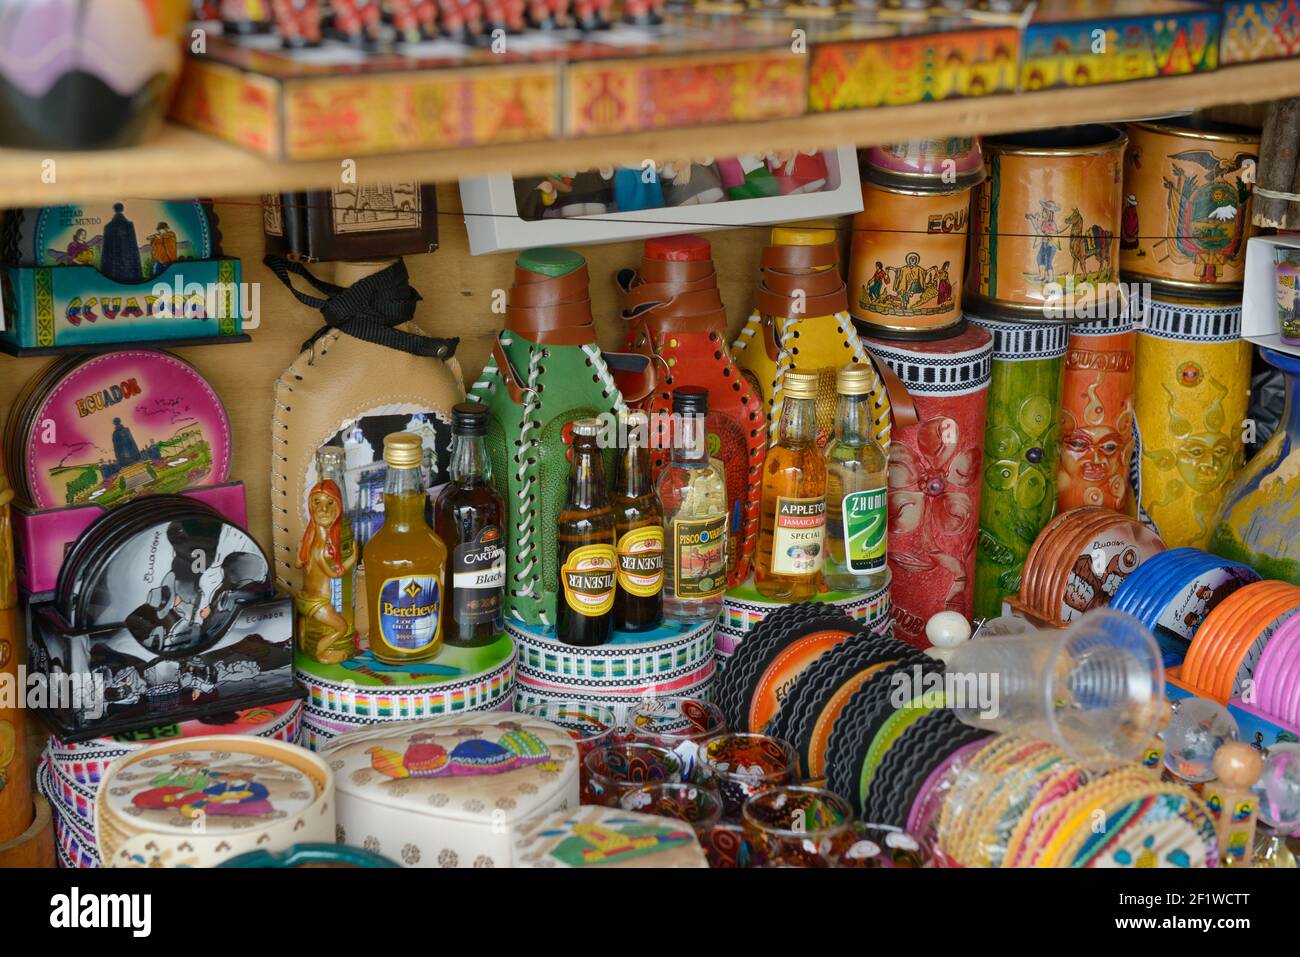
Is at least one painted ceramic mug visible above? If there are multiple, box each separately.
[1277,247,1300,344]
[859,138,985,191]
[1058,316,1136,514]
[849,180,972,335]
[1122,119,1260,291]
[967,125,1126,320]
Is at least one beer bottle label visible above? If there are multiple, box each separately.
[376,575,440,651]
[771,496,826,576]
[452,525,505,625]
[672,514,727,599]
[560,544,617,618]
[842,487,887,573]
[616,525,665,597]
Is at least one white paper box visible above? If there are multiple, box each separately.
[1242,233,1300,355]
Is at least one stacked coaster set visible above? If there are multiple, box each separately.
[1177,580,1300,706]
[508,619,715,724]
[37,699,303,868]
[295,636,518,750]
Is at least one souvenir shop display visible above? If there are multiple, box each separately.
[1132,290,1251,547]
[698,733,799,820]
[1242,235,1300,351]
[858,139,986,193]
[268,258,465,640]
[0,0,188,150]
[469,247,651,628]
[1279,248,1300,344]
[1207,742,1264,866]
[513,805,709,867]
[860,324,993,646]
[321,712,579,868]
[267,0,324,47]
[556,419,618,646]
[27,494,294,739]
[520,701,618,789]
[262,185,439,263]
[742,785,855,867]
[611,412,665,632]
[970,317,1069,619]
[296,445,358,665]
[967,125,1126,321]
[38,698,303,868]
[94,735,334,868]
[733,224,898,453]
[582,742,684,807]
[1121,120,1260,291]
[1058,315,1136,514]
[823,365,890,594]
[619,782,723,831]
[1009,506,1166,628]
[1252,96,1300,231]
[618,234,765,587]
[625,697,725,780]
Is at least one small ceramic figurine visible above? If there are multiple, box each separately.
[1208,741,1264,867]
[271,0,323,46]
[766,150,828,195]
[388,0,439,41]
[622,0,663,24]
[481,0,526,34]
[716,155,780,200]
[533,169,615,217]
[330,0,384,45]
[295,470,358,665]
[572,0,611,29]
[660,159,726,206]
[526,0,570,28]
[614,164,665,211]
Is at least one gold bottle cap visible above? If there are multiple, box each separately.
[783,371,819,400]
[572,418,601,437]
[836,364,874,396]
[383,432,424,468]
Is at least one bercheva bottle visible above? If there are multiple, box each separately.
[556,418,618,646]
[435,403,506,647]
[756,369,827,601]
[613,410,665,632]
[658,387,728,625]
[363,432,447,664]
[824,364,889,593]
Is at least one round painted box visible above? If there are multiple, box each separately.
[848,179,973,335]
[715,574,892,667]
[859,138,986,191]
[1132,291,1251,549]
[508,618,715,723]
[862,324,993,646]
[512,805,709,868]
[967,125,1126,321]
[95,736,334,868]
[969,317,1069,619]
[1121,119,1260,291]
[1059,315,1136,514]
[320,712,580,868]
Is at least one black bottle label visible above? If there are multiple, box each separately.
[451,525,505,625]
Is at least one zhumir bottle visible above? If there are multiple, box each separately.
[824,364,889,593]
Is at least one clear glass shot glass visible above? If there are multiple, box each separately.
[582,742,682,807]
[697,733,799,821]
[619,781,724,832]
[626,697,726,781]
[741,785,854,868]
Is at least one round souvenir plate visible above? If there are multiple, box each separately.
[21,350,233,510]
[4,356,78,502]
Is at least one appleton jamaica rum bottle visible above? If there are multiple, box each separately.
[613,410,664,632]
[556,419,617,646]
[756,370,827,601]
[364,432,446,663]
[434,403,506,647]
[824,364,889,592]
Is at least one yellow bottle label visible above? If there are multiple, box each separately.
[616,526,665,597]
[561,544,617,617]
[673,514,727,599]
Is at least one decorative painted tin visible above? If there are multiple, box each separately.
[1133,291,1251,548]
[1059,316,1137,514]
[96,736,334,868]
[507,618,715,724]
[512,805,709,868]
[848,180,973,335]
[321,712,579,868]
[1122,120,1260,291]
[969,317,1069,620]
[862,325,994,646]
[859,139,986,192]
[714,574,892,665]
[968,125,1126,321]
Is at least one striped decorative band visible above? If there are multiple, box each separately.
[505,619,715,685]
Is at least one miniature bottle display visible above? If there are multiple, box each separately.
[434,403,506,647]
[556,419,618,646]
[658,387,729,625]
[756,371,828,601]
[363,433,447,664]
[824,365,889,593]
[613,411,665,632]
[295,445,359,664]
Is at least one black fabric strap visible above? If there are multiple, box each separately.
[264,255,459,358]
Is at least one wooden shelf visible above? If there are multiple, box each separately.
[0,58,1296,205]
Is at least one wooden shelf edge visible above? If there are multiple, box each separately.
[0,59,1295,205]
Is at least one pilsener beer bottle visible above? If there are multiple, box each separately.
[613,410,664,632]
[556,419,617,646]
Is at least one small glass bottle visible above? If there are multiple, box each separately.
[756,370,826,601]
[363,433,447,664]
[295,445,358,664]
[824,364,889,593]
[613,410,665,632]
[556,419,618,646]
[658,387,728,625]
[434,403,506,647]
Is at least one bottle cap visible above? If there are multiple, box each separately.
[383,432,424,468]
[317,444,346,469]
[783,371,819,400]
[572,418,601,438]
[671,386,709,415]
[452,401,489,436]
[644,234,711,262]
[516,247,584,278]
[770,224,837,247]
[836,364,874,396]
